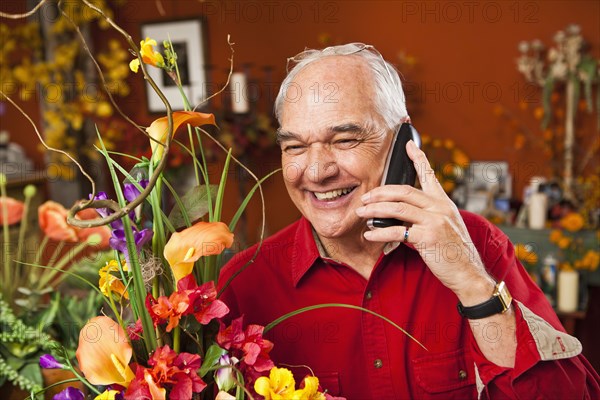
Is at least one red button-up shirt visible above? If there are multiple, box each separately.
[218,211,599,399]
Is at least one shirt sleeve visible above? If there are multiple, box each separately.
[465,215,600,398]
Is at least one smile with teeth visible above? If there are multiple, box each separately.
[313,187,355,201]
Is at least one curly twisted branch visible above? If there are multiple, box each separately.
[0,0,48,19]
[63,0,174,228]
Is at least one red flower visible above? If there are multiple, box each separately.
[217,316,274,374]
[146,292,190,332]
[0,197,24,225]
[177,274,229,324]
[124,345,206,400]
[127,319,143,341]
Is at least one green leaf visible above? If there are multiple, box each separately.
[229,169,280,232]
[214,149,232,222]
[199,343,227,377]
[18,362,43,389]
[264,303,427,351]
[168,184,217,229]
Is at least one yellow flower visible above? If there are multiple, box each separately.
[451,149,469,168]
[514,243,538,265]
[164,221,234,283]
[293,376,326,400]
[560,262,575,272]
[582,250,599,272]
[254,367,296,399]
[76,316,135,387]
[95,390,120,400]
[146,111,216,160]
[559,212,585,232]
[96,101,113,118]
[99,260,129,300]
[549,229,563,244]
[558,237,572,249]
[129,37,165,73]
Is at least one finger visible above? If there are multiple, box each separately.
[355,201,425,225]
[364,224,419,246]
[362,184,432,209]
[406,140,446,196]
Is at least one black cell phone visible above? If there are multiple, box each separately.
[367,123,421,229]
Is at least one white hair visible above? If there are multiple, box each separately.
[274,43,408,131]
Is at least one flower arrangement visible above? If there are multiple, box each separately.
[549,212,600,273]
[0,2,371,399]
[1,3,424,399]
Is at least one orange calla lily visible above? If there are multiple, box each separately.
[164,221,234,282]
[0,196,24,225]
[76,316,135,387]
[146,111,216,160]
[38,201,78,242]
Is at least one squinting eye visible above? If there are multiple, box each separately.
[334,139,360,149]
[283,144,307,155]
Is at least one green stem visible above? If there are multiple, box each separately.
[36,241,89,290]
[63,358,101,396]
[15,189,32,269]
[34,235,50,266]
[264,303,427,351]
[173,325,181,353]
[47,240,65,267]
[1,176,11,299]
[26,378,81,400]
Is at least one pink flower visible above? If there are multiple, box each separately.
[217,316,274,375]
[178,274,229,324]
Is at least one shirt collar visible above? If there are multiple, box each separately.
[289,217,403,287]
[290,217,321,287]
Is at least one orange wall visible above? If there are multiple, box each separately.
[2,0,599,243]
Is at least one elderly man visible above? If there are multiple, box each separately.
[218,43,599,399]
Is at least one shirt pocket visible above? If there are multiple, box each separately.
[411,348,476,398]
[314,371,340,396]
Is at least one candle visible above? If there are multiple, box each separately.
[528,192,547,229]
[557,270,579,312]
[231,72,249,114]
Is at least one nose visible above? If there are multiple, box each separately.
[306,144,339,183]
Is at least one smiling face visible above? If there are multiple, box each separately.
[279,56,393,241]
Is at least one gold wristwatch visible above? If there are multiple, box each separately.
[457,281,512,319]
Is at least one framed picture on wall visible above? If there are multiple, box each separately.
[140,19,207,113]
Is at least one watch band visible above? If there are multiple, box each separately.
[457,281,512,319]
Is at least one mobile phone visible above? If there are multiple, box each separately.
[367,123,421,229]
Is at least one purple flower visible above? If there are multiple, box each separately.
[39,354,64,369]
[123,179,149,203]
[215,354,238,392]
[91,191,123,230]
[52,387,84,400]
[109,227,153,263]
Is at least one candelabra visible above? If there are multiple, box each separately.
[516,24,599,202]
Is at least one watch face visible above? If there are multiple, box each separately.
[496,282,512,311]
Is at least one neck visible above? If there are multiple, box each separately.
[317,229,385,280]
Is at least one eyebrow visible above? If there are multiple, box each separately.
[277,122,368,144]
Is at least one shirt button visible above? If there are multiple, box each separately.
[365,291,373,300]
[374,358,383,368]
[458,369,467,380]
